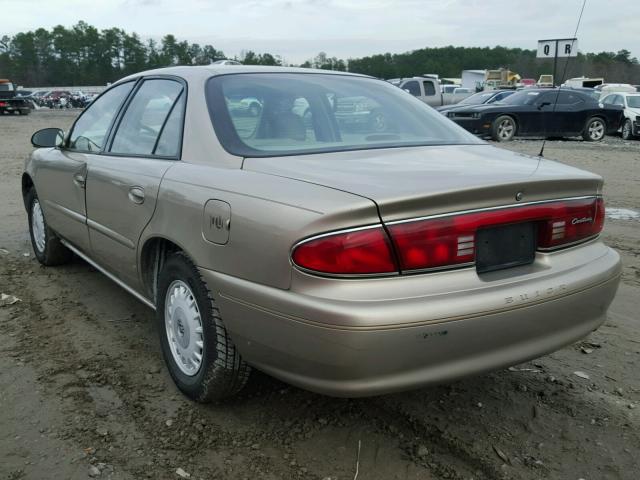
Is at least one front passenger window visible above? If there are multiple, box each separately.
[68,82,134,152]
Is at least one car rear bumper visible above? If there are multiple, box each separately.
[201,242,621,397]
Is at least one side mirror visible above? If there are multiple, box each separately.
[537,101,551,109]
[31,128,64,148]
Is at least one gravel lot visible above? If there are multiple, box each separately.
[1,110,639,480]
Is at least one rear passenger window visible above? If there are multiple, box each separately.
[154,94,185,157]
[556,92,582,104]
[110,79,183,156]
[422,81,436,96]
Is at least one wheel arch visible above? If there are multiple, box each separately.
[139,236,193,304]
[21,173,34,209]
[586,114,607,128]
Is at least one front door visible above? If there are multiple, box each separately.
[40,81,136,252]
[85,77,186,290]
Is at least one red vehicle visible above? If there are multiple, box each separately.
[520,78,536,88]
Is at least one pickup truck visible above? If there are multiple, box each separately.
[389,77,473,107]
[0,79,31,115]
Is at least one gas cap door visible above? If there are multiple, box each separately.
[203,199,231,245]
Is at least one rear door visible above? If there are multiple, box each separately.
[36,81,135,252]
[84,77,186,289]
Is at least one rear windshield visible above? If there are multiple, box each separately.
[205,73,481,157]
[627,96,640,108]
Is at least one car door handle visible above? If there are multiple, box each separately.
[73,172,86,189]
[128,186,145,204]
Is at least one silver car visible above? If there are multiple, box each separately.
[23,66,621,402]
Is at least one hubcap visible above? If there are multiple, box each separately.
[623,121,631,138]
[31,199,46,253]
[589,120,604,140]
[164,280,204,376]
[498,119,514,139]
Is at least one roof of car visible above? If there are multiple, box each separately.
[119,65,370,84]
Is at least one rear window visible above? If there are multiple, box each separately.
[205,73,481,157]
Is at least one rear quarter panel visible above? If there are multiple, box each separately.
[140,163,380,290]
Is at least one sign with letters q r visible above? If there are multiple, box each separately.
[537,38,578,58]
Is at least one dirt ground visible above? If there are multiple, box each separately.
[1,110,639,480]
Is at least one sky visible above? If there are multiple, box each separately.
[2,0,639,64]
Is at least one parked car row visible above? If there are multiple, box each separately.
[441,88,623,142]
[27,90,98,109]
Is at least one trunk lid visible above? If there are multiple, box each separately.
[243,145,602,222]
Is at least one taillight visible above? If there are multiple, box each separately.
[537,197,604,248]
[291,197,604,277]
[292,226,398,275]
[388,197,604,272]
[0,102,7,107]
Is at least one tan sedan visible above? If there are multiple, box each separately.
[23,66,621,402]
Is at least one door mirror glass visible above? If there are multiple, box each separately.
[31,128,64,147]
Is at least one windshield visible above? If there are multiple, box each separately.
[206,73,481,157]
[460,92,496,105]
[627,96,640,108]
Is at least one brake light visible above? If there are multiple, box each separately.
[388,197,604,272]
[292,226,398,275]
[0,102,7,107]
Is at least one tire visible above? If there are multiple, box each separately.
[492,115,516,142]
[19,109,30,116]
[582,117,606,141]
[26,188,73,266]
[157,252,250,402]
[621,118,634,140]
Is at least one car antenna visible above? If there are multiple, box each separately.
[539,0,587,158]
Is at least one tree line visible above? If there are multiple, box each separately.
[1,22,638,87]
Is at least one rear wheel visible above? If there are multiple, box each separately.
[26,189,72,265]
[583,117,606,141]
[492,115,516,142]
[621,118,634,140]
[157,252,250,402]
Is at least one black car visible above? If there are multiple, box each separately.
[436,89,515,114]
[445,88,623,142]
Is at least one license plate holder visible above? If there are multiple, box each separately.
[476,222,536,274]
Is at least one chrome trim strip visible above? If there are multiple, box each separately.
[87,219,136,249]
[537,234,600,252]
[402,262,476,275]
[44,200,86,224]
[60,239,156,310]
[293,223,384,249]
[385,195,601,226]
